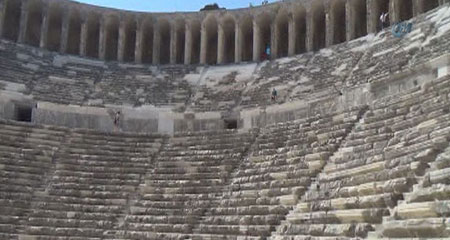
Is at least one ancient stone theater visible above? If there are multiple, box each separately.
[0,0,449,239]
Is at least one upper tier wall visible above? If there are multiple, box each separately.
[0,0,444,65]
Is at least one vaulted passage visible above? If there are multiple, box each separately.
[46,3,63,51]
[398,0,413,21]
[25,0,43,47]
[220,15,236,63]
[311,2,326,51]
[66,9,81,55]
[352,0,367,39]
[254,13,271,61]
[275,9,289,58]
[202,15,218,65]
[331,0,346,44]
[104,15,119,61]
[293,6,307,54]
[174,19,186,64]
[85,13,100,58]
[240,16,253,62]
[374,0,389,31]
[123,17,137,62]
[2,0,22,41]
[189,20,201,64]
[156,19,171,64]
[140,18,153,64]
[422,0,439,13]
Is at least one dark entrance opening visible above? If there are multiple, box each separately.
[15,105,33,122]
[224,119,238,130]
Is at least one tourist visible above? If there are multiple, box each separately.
[114,111,121,131]
[271,88,277,101]
[380,12,389,29]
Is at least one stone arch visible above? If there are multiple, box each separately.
[85,12,100,58]
[173,18,186,64]
[46,2,64,51]
[2,0,22,41]
[275,8,289,58]
[311,1,326,51]
[421,0,439,13]
[202,14,218,65]
[104,14,120,61]
[122,15,137,62]
[293,5,307,54]
[187,19,201,64]
[66,8,82,55]
[220,14,236,63]
[254,12,272,61]
[239,15,253,62]
[397,0,413,21]
[331,0,347,44]
[25,0,44,46]
[140,17,153,64]
[350,0,367,39]
[155,18,171,64]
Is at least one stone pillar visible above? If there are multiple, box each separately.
[390,0,400,24]
[170,24,177,64]
[152,23,161,64]
[79,13,88,56]
[18,0,29,43]
[288,15,296,56]
[271,23,278,59]
[235,22,242,63]
[367,0,377,33]
[252,20,260,61]
[217,22,225,64]
[134,18,143,64]
[0,0,5,38]
[59,8,70,53]
[412,0,423,16]
[98,15,106,60]
[184,23,192,65]
[200,24,207,64]
[117,17,126,62]
[346,0,355,41]
[39,3,50,48]
[306,11,314,52]
[325,2,334,47]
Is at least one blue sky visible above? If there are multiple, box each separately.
[74,0,277,12]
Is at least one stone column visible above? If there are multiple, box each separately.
[134,18,143,64]
[235,22,242,63]
[59,7,70,53]
[271,22,278,59]
[390,0,400,24]
[306,11,314,52]
[152,23,161,64]
[39,3,50,49]
[367,0,377,33]
[200,24,207,64]
[217,22,225,64]
[346,0,355,41]
[412,0,422,16]
[117,17,126,62]
[18,0,29,43]
[79,12,88,56]
[325,2,334,47]
[170,24,177,64]
[252,20,260,61]
[98,15,106,60]
[288,15,296,56]
[0,0,5,38]
[184,23,192,64]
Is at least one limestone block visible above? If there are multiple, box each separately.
[429,168,450,184]
[382,218,450,238]
[406,185,450,203]
[279,194,298,206]
[270,172,288,180]
[396,202,440,219]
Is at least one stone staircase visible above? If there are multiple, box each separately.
[270,75,450,240]
[115,129,257,239]
[191,107,366,239]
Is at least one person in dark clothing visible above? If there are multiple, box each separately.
[271,88,277,101]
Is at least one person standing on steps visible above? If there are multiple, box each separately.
[113,111,121,132]
[380,12,389,30]
[271,88,277,101]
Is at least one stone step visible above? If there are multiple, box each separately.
[201,214,284,225]
[395,200,450,219]
[405,184,450,203]
[275,223,374,238]
[381,218,450,238]
[287,208,388,224]
[195,224,273,236]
